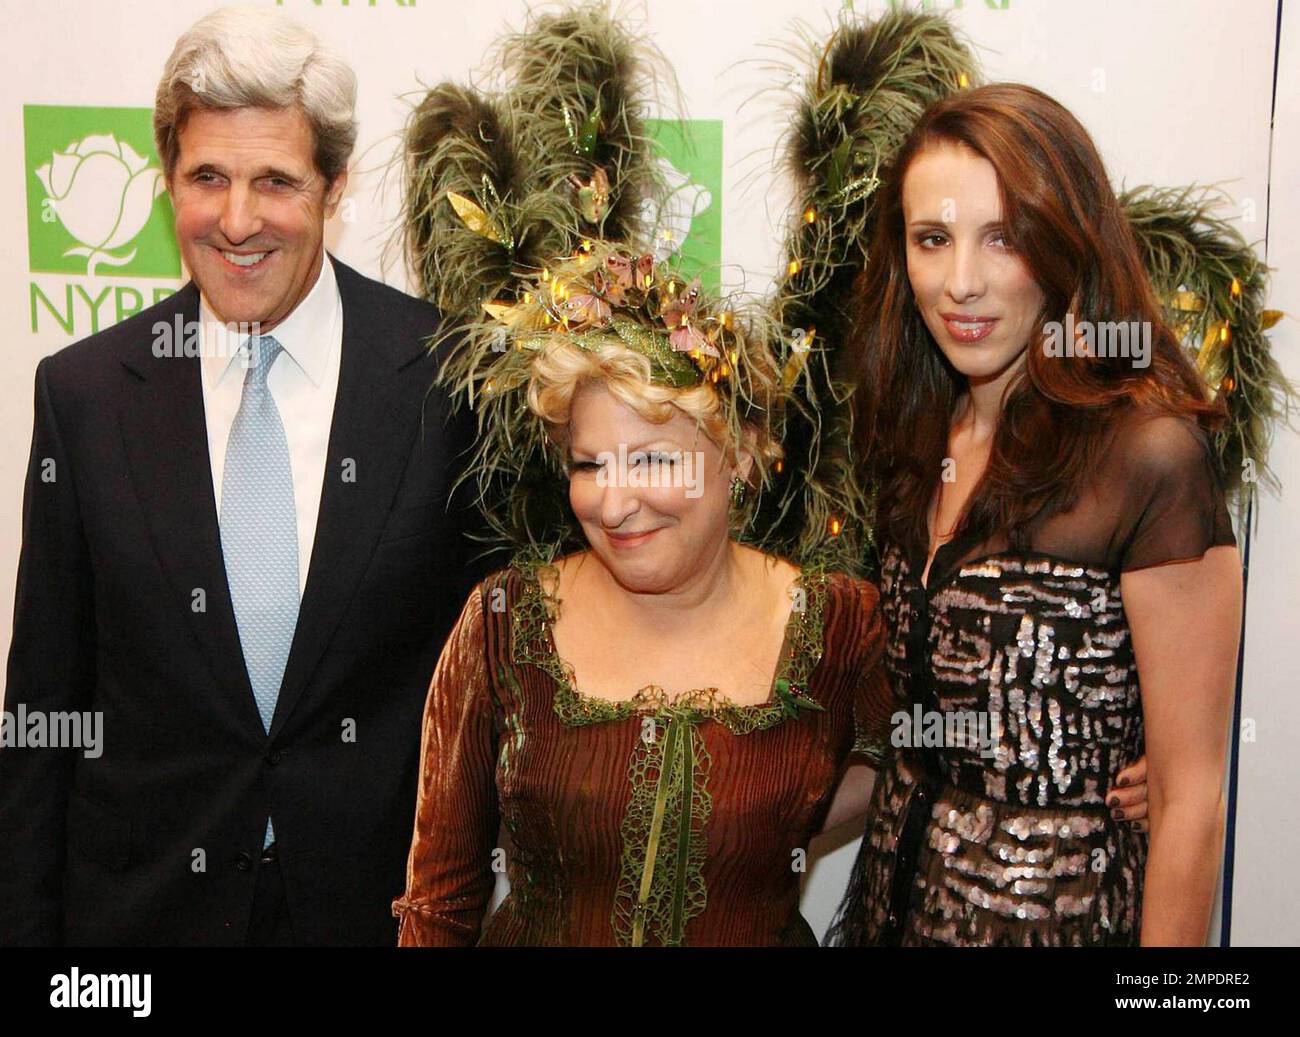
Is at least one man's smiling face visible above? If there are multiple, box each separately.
[168,105,346,331]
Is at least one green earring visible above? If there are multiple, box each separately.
[729,475,747,509]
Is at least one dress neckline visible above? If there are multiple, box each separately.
[894,540,1116,596]
[510,549,831,731]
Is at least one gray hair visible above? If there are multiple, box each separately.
[154,6,357,184]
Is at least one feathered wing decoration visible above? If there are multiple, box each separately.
[402,83,524,319]
[754,9,980,575]
[497,4,666,245]
[400,3,674,555]
[1121,184,1293,499]
[401,4,664,323]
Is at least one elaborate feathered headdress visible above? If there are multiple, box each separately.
[400,3,813,562]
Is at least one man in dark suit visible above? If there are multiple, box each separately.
[0,7,489,945]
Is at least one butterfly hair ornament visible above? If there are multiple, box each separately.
[440,234,788,556]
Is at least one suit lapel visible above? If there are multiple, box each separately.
[268,257,431,738]
[118,284,264,734]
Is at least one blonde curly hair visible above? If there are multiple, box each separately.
[526,337,784,483]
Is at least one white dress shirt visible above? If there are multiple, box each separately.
[199,253,343,595]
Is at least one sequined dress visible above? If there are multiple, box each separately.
[826,411,1236,946]
[393,555,891,946]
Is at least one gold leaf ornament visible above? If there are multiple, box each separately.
[446,190,511,247]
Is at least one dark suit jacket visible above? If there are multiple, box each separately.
[0,255,494,945]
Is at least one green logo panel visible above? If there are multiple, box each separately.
[645,119,722,294]
[24,105,180,278]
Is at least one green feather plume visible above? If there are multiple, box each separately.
[1121,183,1295,499]
[756,9,980,575]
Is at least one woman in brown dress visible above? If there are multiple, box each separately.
[826,84,1241,947]
[392,245,893,946]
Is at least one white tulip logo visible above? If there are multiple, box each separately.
[36,133,166,276]
[641,155,713,264]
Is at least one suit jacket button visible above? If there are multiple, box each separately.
[266,750,283,766]
[236,851,255,872]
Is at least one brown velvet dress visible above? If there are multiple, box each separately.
[826,411,1237,947]
[393,555,891,946]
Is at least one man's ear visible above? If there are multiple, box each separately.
[323,169,348,217]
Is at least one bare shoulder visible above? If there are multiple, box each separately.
[734,544,801,595]
[549,549,597,598]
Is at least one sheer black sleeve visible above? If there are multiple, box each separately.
[1112,414,1236,572]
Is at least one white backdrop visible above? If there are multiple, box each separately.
[0,0,1292,944]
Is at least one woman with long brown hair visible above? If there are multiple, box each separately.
[826,83,1240,946]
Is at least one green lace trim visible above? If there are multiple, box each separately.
[509,547,830,732]
[506,546,831,946]
[613,712,711,946]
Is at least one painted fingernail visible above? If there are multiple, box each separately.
[1107,796,1119,807]
[1111,808,1124,820]
[1117,777,1129,787]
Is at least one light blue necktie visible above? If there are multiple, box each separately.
[220,335,299,848]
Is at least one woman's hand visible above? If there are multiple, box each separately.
[1108,756,1149,832]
